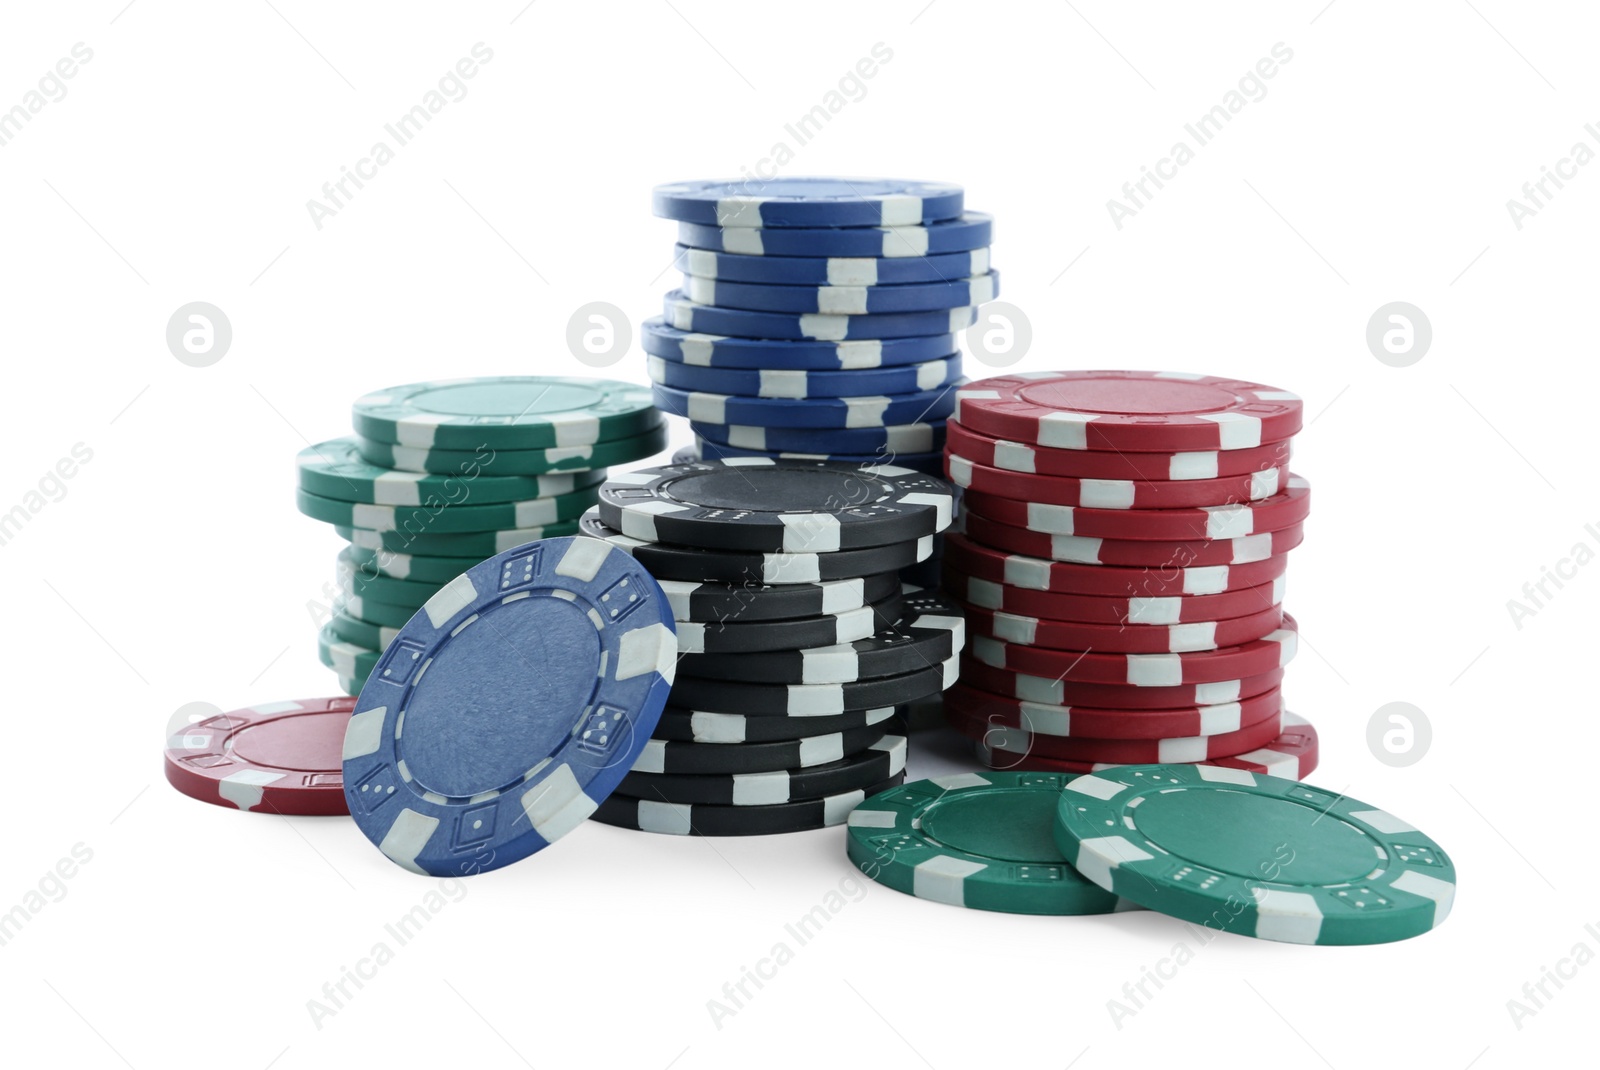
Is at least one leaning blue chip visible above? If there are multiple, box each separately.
[652,178,963,228]
[676,212,993,258]
[692,420,948,456]
[664,292,977,341]
[341,536,677,876]
[680,271,999,316]
[647,353,962,399]
[652,381,959,429]
[641,318,957,370]
[674,245,991,286]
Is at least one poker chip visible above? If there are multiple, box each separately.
[946,420,1292,481]
[335,594,416,629]
[681,271,998,315]
[668,656,957,716]
[656,570,900,624]
[674,594,903,654]
[945,570,1285,625]
[979,711,1320,780]
[651,381,959,429]
[620,734,907,806]
[676,211,993,257]
[316,623,381,679]
[597,459,953,554]
[352,376,658,451]
[648,353,963,399]
[329,609,401,652]
[337,521,581,557]
[642,319,959,370]
[338,550,441,607]
[945,681,1285,740]
[341,536,677,875]
[674,244,990,286]
[959,657,1287,710]
[297,437,606,505]
[630,723,891,776]
[652,704,899,744]
[653,178,965,228]
[970,616,1298,686]
[580,509,932,584]
[693,419,946,456]
[955,512,1306,567]
[957,477,1308,538]
[296,483,597,534]
[343,545,481,585]
[950,703,1285,765]
[353,421,668,476]
[691,437,946,475]
[678,587,964,684]
[164,697,355,816]
[593,775,905,836]
[954,371,1303,452]
[664,292,979,342]
[952,461,1295,513]
[943,532,1290,596]
[1052,758,1454,944]
[962,602,1286,654]
[846,772,1130,916]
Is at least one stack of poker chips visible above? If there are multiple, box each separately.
[643,177,996,479]
[295,376,666,694]
[940,371,1319,780]
[579,457,964,836]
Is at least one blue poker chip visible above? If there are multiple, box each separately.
[652,382,959,429]
[681,271,998,316]
[647,353,962,399]
[652,178,963,228]
[341,536,677,876]
[641,318,958,370]
[664,292,978,341]
[692,437,946,476]
[677,212,993,258]
[674,245,991,286]
[692,420,947,455]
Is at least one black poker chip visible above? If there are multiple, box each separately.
[618,734,906,806]
[675,594,904,654]
[677,586,966,683]
[628,723,890,776]
[657,569,901,624]
[591,774,907,836]
[650,704,900,744]
[669,656,958,716]
[596,459,954,553]
[580,509,932,584]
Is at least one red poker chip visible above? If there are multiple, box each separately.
[956,477,1308,541]
[945,420,1294,481]
[944,569,1285,625]
[973,711,1320,781]
[944,681,1284,740]
[956,512,1306,566]
[943,532,1290,596]
[969,614,1298,685]
[163,697,354,816]
[963,602,1285,654]
[959,656,1286,708]
[953,371,1303,452]
[949,703,1284,763]
[949,459,1293,512]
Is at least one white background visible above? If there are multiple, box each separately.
[1,1,1594,1067]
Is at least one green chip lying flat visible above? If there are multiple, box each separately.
[297,436,606,505]
[1053,765,1456,945]
[846,772,1130,916]
[352,376,659,450]
[329,609,399,652]
[342,544,481,584]
[317,622,380,679]
[337,520,581,556]
[297,483,597,533]
[354,421,667,475]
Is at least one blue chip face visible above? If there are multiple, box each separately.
[640,318,957,370]
[676,212,993,258]
[652,178,964,228]
[341,536,677,876]
[651,382,959,429]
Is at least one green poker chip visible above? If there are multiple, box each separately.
[335,594,416,629]
[297,437,606,505]
[337,550,440,609]
[297,482,597,533]
[1053,765,1457,945]
[847,772,1129,916]
[342,544,481,585]
[352,376,659,450]
[329,609,400,652]
[317,622,382,679]
[336,520,580,556]
[353,422,667,475]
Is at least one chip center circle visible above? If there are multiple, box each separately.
[922,786,1064,864]
[412,381,603,419]
[1020,377,1240,417]
[668,466,880,511]
[232,711,349,772]
[1130,789,1375,884]
[396,596,601,798]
